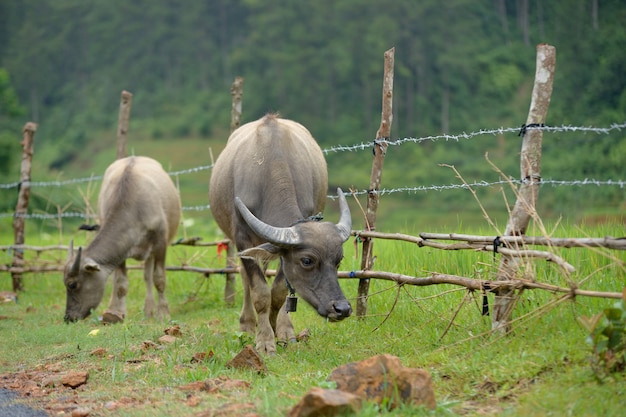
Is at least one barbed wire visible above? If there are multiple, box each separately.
[321,122,626,154]
[168,164,214,177]
[1,178,623,219]
[0,122,623,190]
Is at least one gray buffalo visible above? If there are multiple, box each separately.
[64,156,181,323]
[209,114,352,355]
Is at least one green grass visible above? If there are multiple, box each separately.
[1,220,625,416]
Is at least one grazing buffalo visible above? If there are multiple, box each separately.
[64,156,181,323]
[209,114,352,355]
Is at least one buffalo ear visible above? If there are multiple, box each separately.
[239,243,281,263]
[84,261,101,272]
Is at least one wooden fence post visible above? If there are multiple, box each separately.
[116,90,133,159]
[11,122,38,292]
[230,76,244,133]
[492,44,556,332]
[224,76,244,305]
[357,47,395,318]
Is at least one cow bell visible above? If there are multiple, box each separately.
[285,294,298,312]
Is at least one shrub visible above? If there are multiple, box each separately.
[578,288,626,379]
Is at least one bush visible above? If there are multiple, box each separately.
[579,289,626,380]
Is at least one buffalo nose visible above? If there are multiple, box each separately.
[333,300,352,319]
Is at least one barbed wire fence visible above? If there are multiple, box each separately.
[1,122,624,220]
[2,45,625,337]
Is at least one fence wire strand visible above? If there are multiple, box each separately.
[1,122,624,219]
[1,122,623,190]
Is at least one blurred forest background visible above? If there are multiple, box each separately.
[0,0,624,231]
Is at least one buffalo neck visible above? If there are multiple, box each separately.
[84,216,141,267]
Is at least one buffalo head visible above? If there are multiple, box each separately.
[63,240,108,322]
[235,188,352,321]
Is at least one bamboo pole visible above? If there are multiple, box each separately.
[230,76,244,133]
[419,232,626,250]
[11,122,37,291]
[116,90,133,159]
[3,263,621,301]
[224,77,244,305]
[492,44,556,332]
[357,47,395,318]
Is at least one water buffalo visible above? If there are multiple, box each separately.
[64,156,181,323]
[209,114,352,355]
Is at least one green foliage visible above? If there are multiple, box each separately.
[579,290,626,380]
[0,68,23,119]
[0,0,624,225]
[0,67,24,211]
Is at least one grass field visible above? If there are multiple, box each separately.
[1,218,625,416]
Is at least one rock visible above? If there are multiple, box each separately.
[62,371,89,389]
[71,407,91,417]
[327,354,436,410]
[158,335,177,344]
[140,340,159,351]
[164,325,183,336]
[89,347,107,357]
[0,291,17,303]
[296,328,310,343]
[185,394,201,407]
[225,345,267,374]
[199,402,257,417]
[288,387,361,417]
[179,376,250,394]
[191,351,214,363]
[102,310,124,324]
[40,374,63,388]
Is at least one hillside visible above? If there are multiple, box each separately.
[0,0,624,231]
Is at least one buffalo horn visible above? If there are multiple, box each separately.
[70,247,82,276]
[234,197,302,246]
[67,240,74,262]
[335,188,352,242]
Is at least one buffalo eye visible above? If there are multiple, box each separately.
[67,281,78,291]
[300,257,314,268]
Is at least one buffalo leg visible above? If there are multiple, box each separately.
[152,244,170,320]
[271,268,295,346]
[239,263,256,334]
[143,246,170,320]
[103,261,128,323]
[241,258,275,355]
[143,255,157,318]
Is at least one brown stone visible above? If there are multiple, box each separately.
[102,310,124,324]
[296,328,311,343]
[71,407,91,417]
[0,291,17,303]
[288,387,361,417]
[191,350,214,363]
[164,325,183,336]
[61,371,89,389]
[197,402,258,417]
[327,354,436,410]
[41,374,63,388]
[140,340,159,351]
[158,335,177,344]
[89,347,107,357]
[226,345,267,374]
[179,376,250,394]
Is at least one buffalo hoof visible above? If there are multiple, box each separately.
[102,310,125,324]
[256,340,277,356]
[276,337,298,349]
